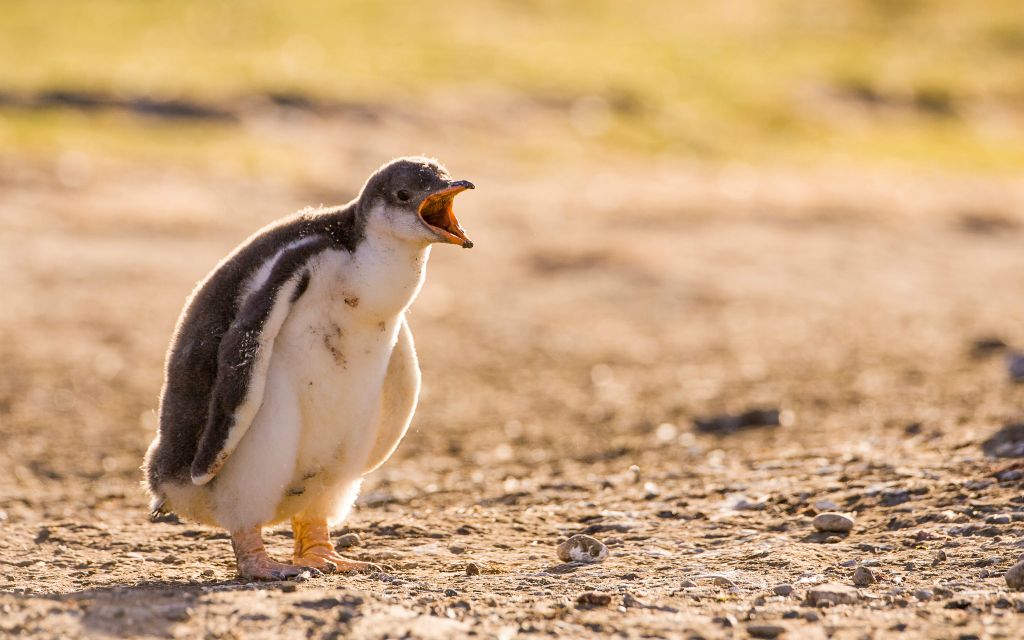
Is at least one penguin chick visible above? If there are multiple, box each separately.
[143,157,474,580]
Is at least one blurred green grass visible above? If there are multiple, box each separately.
[1,0,1023,171]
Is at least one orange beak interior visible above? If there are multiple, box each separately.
[418,184,473,248]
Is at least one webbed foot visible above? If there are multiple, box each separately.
[231,525,320,581]
[292,514,385,574]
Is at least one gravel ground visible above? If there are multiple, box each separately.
[2,141,1024,638]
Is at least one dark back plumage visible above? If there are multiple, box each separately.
[146,205,364,490]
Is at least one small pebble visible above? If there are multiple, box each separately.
[853,566,876,587]
[807,583,860,606]
[557,534,608,564]
[712,576,736,588]
[1006,560,1024,590]
[773,584,794,596]
[621,593,644,608]
[576,591,612,608]
[802,611,820,622]
[986,515,1011,525]
[747,625,786,639]
[971,336,1007,358]
[448,543,467,554]
[280,583,297,593]
[813,512,854,533]
[712,615,737,628]
[1008,352,1024,382]
[996,469,1023,482]
[914,589,934,601]
[982,423,1024,458]
[680,579,697,588]
[465,562,480,576]
[335,533,360,549]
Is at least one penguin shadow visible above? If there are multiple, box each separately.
[12,578,301,638]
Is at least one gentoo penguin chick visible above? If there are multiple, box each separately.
[143,157,474,580]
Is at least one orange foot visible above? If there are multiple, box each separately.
[292,514,383,574]
[238,555,315,581]
[231,526,318,581]
[293,549,382,574]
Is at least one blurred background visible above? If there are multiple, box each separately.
[2,2,1024,630]
[3,0,1024,174]
[3,0,1024,509]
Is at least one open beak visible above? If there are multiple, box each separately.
[417,180,474,248]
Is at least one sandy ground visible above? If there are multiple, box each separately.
[2,111,1024,638]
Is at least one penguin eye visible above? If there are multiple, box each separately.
[396,190,411,202]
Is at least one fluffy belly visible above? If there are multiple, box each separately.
[202,315,399,529]
[269,316,399,517]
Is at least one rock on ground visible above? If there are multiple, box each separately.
[807,583,861,606]
[812,512,855,533]
[557,534,608,563]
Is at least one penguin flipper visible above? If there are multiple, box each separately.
[190,236,329,485]
[362,318,421,475]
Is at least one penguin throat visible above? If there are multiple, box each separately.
[418,189,473,248]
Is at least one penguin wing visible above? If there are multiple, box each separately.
[362,318,421,474]
[190,235,331,485]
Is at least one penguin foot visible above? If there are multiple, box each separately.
[231,525,320,581]
[292,514,385,574]
[293,550,383,574]
[238,556,318,581]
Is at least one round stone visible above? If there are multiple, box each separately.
[747,625,785,639]
[1005,560,1024,590]
[807,583,860,606]
[773,584,794,596]
[812,512,855,533]
[852,566,876,587]
[557,534,608,564]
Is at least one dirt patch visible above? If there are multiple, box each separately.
[1,148,1024,638]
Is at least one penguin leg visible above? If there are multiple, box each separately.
[231,526,312,580]
[291,514,382,574]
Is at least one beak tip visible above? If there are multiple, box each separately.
[462,239,474,249]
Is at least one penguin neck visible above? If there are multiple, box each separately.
[350,220,431,319]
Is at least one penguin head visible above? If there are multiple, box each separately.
[360,157,475,249]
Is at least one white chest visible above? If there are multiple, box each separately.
[271,239,429,481]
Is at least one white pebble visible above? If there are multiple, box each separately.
[813,512,855,533]
[557,535,608,564]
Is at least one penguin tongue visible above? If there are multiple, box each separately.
[419,186,473,249]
